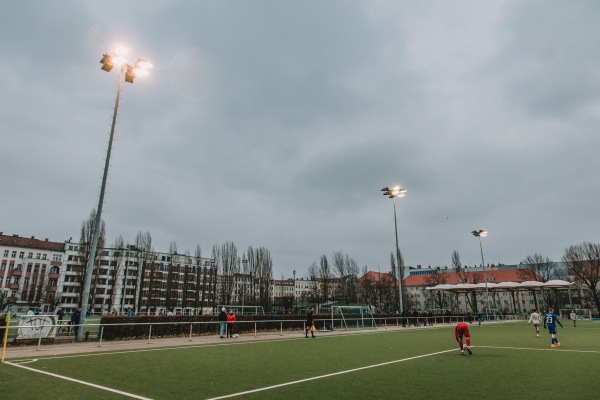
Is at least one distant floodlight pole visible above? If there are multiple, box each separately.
[471,229,491,319]
[77,48,152,342]
[381,185,406,314]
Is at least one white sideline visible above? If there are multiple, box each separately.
[5,361,153,400]
[206,348,456,400]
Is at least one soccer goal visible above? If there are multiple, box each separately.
[216,305,265,315]
[560,309,592,321]
[333,305,377,330]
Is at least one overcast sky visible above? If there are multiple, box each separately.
[2,1,600,279]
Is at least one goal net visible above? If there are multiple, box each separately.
[332,305,377,330]
[216,305,265,315]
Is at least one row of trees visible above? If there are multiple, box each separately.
[9,207,599,315]
[69,209,275,313]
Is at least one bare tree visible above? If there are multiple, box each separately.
[425,272,449,310]
[134,231,153,313]
[331,251,359,303]
[182,250,192,313]
[165,241,179,312]
[108,235,125,313]
[562,242,600,312]
[452,250,461,273]
[76,209,106,309]
[519,253,565,308]
[194,245,204,311]
[318,255,332,303]
[213,242,239,305]
[254,247,273,311]
[458,270,484,312]
[519,253,563,282]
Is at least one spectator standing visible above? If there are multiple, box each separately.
[528,310,542,337]
[412,310,419,327]
[454,321,472,355]
[305,307,315,338]
[71,307,81,336]
[543,307,563,348]
[127,308,135,317]
[476,310,483,327]
[570,311,577,327]
[226,309,236,338]
[57,308,65,322]
[218,308,227,338]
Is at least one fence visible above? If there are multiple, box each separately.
[1,313,521,354]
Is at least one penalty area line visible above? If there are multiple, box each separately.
[4,361,153,400]
[206,348,456,400]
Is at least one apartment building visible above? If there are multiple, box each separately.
[60,243,217,315]
[0,232,65,313]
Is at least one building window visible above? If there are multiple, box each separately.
[52,254,62,262]
[36,253,41,259]
[11,251,17,258]
[42,254,47,260]
[19,252,24,258]
[28,252,33,258]
[3,250,8,257]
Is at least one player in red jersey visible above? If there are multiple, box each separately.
[454,322,472,355]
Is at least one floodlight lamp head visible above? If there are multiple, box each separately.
[125,66,136,83]
[135,59,153,70]
[100,54,114,72]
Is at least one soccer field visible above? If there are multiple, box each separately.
[1,321,599,399]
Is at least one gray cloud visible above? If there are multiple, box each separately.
[2,1,600,278]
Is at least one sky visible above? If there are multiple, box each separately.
[2,1,600,279]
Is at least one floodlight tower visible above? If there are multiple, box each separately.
[381,185,406,314]
[77,47,152,342]
[471,229,491,319]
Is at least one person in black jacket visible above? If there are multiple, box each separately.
[218,307,227,338]
[305,307,315,338]
[70,307,81,335]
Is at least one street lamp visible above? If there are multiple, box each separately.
[77,47,152,341]
[471,229,491,319]
[381,185,406,314]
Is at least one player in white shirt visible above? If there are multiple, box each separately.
[528,310,541,337]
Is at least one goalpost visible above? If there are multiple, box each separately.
[332,305,377,330]
[216,305,265,315]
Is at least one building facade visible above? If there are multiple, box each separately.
[0,233,65,314]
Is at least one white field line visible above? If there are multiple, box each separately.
[476,345,600,354]
[5,360,153,400]
[206,348,457,400]
[206,344,600,400]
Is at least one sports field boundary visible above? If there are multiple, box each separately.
[5,320,471,361]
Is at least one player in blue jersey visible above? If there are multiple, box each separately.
[543,307,563,348]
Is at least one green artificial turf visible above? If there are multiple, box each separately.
[1,321,599,399]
